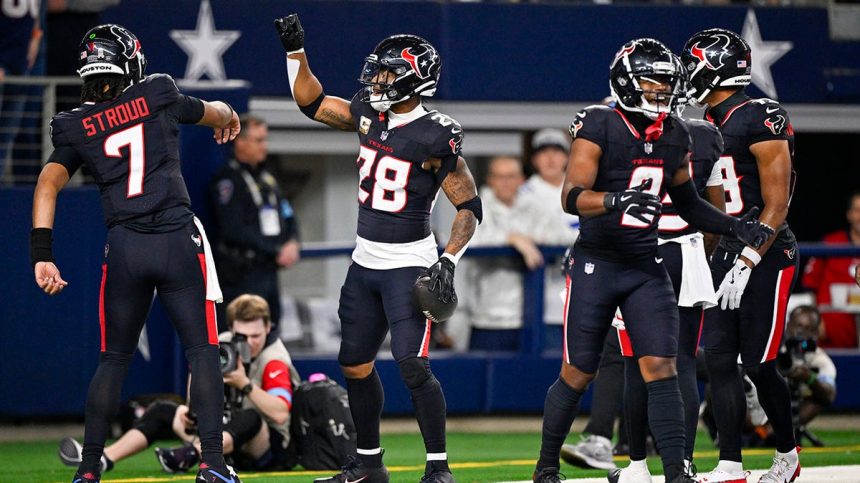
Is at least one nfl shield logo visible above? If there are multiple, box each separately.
[380,131,389,141]
[585,262,595,274]
[644,142,653,154]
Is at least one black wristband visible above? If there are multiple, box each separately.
[30,228,54,266]
[240,382,254,396]
[565,187,585,215]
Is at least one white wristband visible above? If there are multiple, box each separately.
[441,252,459,266]
[740,246,761,267]
[286,47,305,55]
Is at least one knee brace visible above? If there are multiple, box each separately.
[224,408,264,451]
[133,401,179,444]
[398,357,432,390]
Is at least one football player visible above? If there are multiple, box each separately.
[609,55,726,483]
[682,29,800,483]
[274,14,481,483]
[534,38,772,483]
[30,25,242,483]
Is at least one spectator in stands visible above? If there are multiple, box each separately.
[0,1,42,178]
[465,156,573,351]
[58,294,301,473]
[802,190,860,348]
[210,115,301,336]
[520,129,579,335]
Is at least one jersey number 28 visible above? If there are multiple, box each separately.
[357,145,412,212]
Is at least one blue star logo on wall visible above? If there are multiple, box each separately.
[742,9,793,99]
[169,0,240,83]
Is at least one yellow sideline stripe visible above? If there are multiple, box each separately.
[59,444,860,482]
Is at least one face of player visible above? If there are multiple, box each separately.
[487,157,524,206]
[232,318,270,359]
[234,123,269,166]
[847,195,860,236]
[371,68,397,94]
[638,75,674,110]
[531,147,568,185]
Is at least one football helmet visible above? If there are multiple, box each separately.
[78,24,147,84]
[358,34,441,112]
[681,28,751,105]
[672,54,691,116]
[609,38,683,119]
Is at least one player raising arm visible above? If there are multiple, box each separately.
[274,14,480,483]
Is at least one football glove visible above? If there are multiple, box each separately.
[424,257,456,304]
[274,14,304,53]
[604,179,662,225]
[729,206,774,249]
[716,258,753,310]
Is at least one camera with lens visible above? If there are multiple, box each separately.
[777,336,816,375]
[219,333,251,375]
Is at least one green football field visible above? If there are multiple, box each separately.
[3,430,859,483]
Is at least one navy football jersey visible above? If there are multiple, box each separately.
[48,74,204,233]
[659,118,724,238]
[569,105,691,260]
[705,92,796,250]
[348,93,462,244]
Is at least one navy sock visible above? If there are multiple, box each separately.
[746,361,797,453]
[347,368,385,467]
[537,378,584,470]
[677,352,700,460]
[80,351,133,475]
[406,367,447,455]
[646,377,685,481]
[624,358,649,461]
[186,344,226,469]
[705,351,745,462]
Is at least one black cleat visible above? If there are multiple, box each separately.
[420,469,455,483]
[154,445,199,473]
[71,471,100,483]
[314,455,390,483]
[196,463,242,483]
[533,467,565,483]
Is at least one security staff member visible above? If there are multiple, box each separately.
[210,114,300,335]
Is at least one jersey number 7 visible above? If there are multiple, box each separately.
[104,123,145,198]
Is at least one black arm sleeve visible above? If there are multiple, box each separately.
[167,94,205,124]
[666,179,735,236]
[46,146,84,176]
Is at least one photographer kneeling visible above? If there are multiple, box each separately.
[58,294,300,473]
[745,305,837,446]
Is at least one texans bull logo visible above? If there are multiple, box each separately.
[689,33,732,71]
[110,25,141,60]
[401,44,438,80]
[764,114,787,135]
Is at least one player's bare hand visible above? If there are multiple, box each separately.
[34,261,68,295]
[213,109,240,144]
[274,14,304,53]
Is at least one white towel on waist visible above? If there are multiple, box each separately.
[193,217,223,303]
[658,232,716,309]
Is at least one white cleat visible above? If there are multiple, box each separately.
[607,459,653,483]
[758,448,800,483]
[695,468,749,483]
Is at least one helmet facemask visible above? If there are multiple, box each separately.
[358,57,413,112]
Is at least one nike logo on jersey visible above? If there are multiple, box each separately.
[269,369,284,378]
[655,257,663,264]
[766,107,779,114]
[346,477,368,483]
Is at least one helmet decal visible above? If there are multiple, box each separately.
[401,45,438,80]
[689,33,732,71]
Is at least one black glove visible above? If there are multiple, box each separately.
[424,257,456,304]
[274,14,304,53]
[603,180,662,225]
[730,206,775,249]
